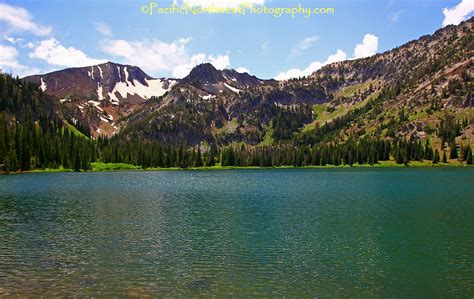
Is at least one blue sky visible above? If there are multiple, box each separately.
[1,0,473,79]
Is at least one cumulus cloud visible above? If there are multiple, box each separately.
[208,54,230,70]
[29,38,106,67]
[275,33,379,80]
[182,0,264,8]
[236,67,250,73]
[291,36,319,56]
[0,3,51,36]
[442,0,474,27]
[168,53,230,78]
[0,44,40,77]
[275,49,347,80]
[0,45,17,61]
[353,34,378,59]
[94,21,113,37]
[326,49,348,64]
[100,37,230,78]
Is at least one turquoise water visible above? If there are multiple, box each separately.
[0,168,473,296]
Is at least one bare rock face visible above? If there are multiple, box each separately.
[23,62,176,105]
[179,63,267,95]
[23,62,178,138]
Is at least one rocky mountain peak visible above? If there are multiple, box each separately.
[184,63,223,84]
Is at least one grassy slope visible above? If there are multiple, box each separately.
[65,121,88,139]
[260,122,274,145]
[91,162,142,171]
[302,81,381,133]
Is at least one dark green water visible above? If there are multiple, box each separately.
[0,168,473,297]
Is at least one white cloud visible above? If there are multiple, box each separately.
[326,49,348,64]
[29,38,106,67]
[275,49,347,80]
[291,36,319,56]
[208,54,230,70]
[353,34,378,59]
[0,45,18,63]
[100,37,230,78]
[182,0,264,8]
[94,21,113,37]
[442,0,474,27]
[276,33,380,80]
[3,36,24,44]
[236,67,250,73]
[0,3,51,36]
[0,44,39,77]
[170,53,231,78]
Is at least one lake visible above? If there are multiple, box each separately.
[0,168,473,296]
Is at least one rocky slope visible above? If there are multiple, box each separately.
[118,17,472,149]
[23,62,176,137]
[22,17,473,150]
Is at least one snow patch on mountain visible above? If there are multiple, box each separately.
[88,66,95,79]
[117,66,122,81]
[224,83,240,93]
[124,67,129,82]
[40,77,47,92]
[97,65,103,79]
[223,74,237,82]
[201,94,215,100]
[108,79,177,105]
[88,100,103,111]
[97,83,104,101]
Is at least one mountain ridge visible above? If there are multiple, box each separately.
[18,17,474,149]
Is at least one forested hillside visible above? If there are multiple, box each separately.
[1,18,473,172]
[0,75,95,172]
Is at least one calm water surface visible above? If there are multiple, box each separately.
[0,168,473,296]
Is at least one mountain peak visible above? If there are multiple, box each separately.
[184,63,223,84]
[192,63,217,71]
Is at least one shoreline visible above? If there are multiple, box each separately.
[2,160,472,175]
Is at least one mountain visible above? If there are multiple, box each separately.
[23,62,177,138]
[23,62,176,104]
[181,63,266,93]
[118,18,472,148]
[3,17,473,171]
[19,18,473,150]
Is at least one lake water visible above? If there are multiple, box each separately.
[0,168,473,296]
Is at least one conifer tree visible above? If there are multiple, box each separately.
[433,149,440,164]
[466,146,472,165]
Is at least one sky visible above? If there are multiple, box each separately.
[0,0,473,80]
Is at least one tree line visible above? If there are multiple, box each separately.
[0,73,472,173]
[219,138,472,167]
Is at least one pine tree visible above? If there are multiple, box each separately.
[206,151,216,167]
[449,142,458,159]
[433,149,440,164]
[466,146,472,165]
[195,147,203,167]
